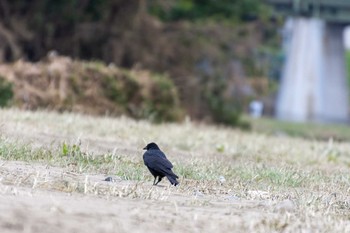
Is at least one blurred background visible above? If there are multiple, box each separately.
[1,0,350,134]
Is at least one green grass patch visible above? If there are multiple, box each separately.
[0,138,307,187]
[346,50,350,92]
[245,115,350,141]
[0,138,147,180]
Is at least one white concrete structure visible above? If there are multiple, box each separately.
[276,18,349,123]
[344,27,350,49]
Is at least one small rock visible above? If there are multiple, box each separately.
[194,190,204,197]
[219,175,226,184]
[104,176,117,182]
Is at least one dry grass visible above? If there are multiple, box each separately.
[1,108,350,232]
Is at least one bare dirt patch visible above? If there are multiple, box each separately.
[0,160,281,233]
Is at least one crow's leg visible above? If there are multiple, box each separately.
[154,177,162,185]
[153,176,157,185]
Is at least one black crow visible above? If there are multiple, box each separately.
[143,142,179,186]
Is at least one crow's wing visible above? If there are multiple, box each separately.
[144,151,173,168]
[151,149,167,159]
[143,151,176,178]
[148,157,178,179]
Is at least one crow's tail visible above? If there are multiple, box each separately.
[166,175,179,186]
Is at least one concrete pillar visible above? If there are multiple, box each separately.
[276,17,349,123]
[318,23,349,122]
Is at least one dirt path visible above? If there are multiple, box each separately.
[0,160,281,233]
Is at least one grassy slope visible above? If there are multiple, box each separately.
[346,49,350,103]
[1,108,350,231]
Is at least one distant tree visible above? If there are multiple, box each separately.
[148,0,267,22]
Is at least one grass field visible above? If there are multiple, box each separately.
[1,108,350,232]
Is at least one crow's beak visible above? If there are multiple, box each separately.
[143,146,147,150]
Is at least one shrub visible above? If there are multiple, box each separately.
[0,77,13,107]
